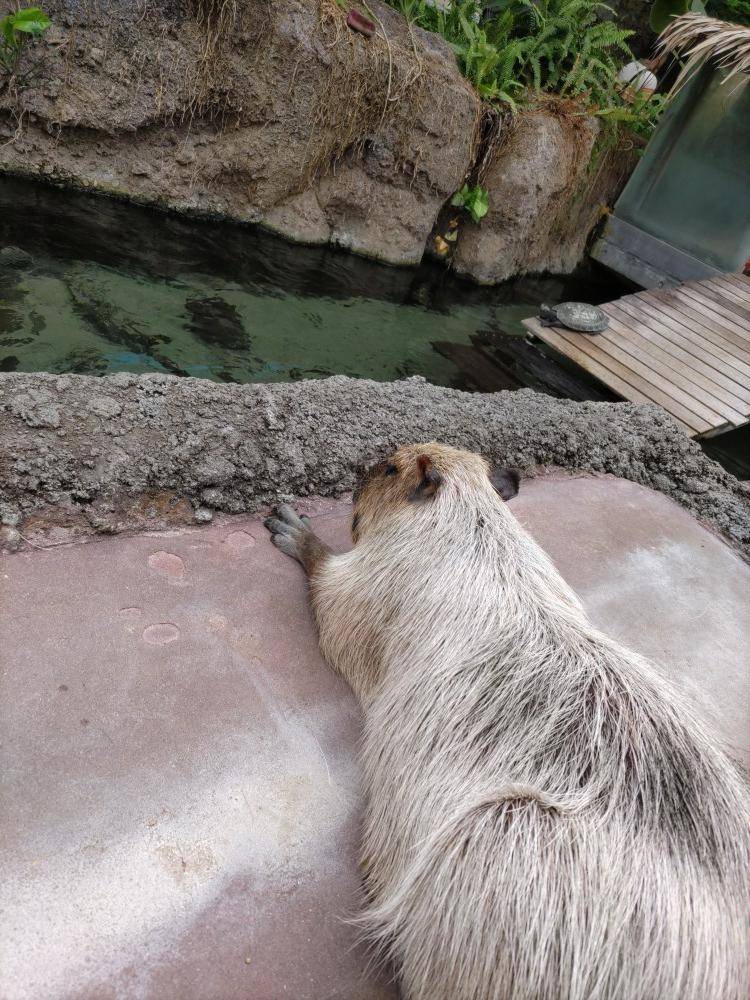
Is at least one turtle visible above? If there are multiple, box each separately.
[538,302,609,334]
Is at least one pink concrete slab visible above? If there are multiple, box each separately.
[1,474,749,1000]
[512,474,750,767]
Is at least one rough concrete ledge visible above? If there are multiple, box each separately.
[1,373,748,555]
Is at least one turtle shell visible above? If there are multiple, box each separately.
[553,302,609,333]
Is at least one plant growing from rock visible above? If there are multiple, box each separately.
[451,182,490,221]
[597,89,669,139]
[0,6,50,81]
[387,0,636,114]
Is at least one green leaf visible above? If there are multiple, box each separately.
[0,15,15,45]
[389,0,642,115]
[450,184,470,207]
[496,90,519,111]
[467,186,489,222]
[9,7,51,35]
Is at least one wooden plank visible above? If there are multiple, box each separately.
[720,274,750,302]
[672,284,750,338]
[647,287,750,348]
[589,321,731,426]
[608,298,750,405]
[710,274,750,309]
[525,319,680,417]
[523,274,750,438]
[597,311,737,421]
[683,280,750,327]
[630,289,750,364]
[617,300,750,390]
[602,303,749,420]
[715,274,750,302]
[692,274,750,308]
[548,329,716,435]
[525,319,707,435]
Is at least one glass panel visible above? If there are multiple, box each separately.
[616,66,750,271]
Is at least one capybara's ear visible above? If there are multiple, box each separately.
[410,454,442,501]
[490,467,520,502]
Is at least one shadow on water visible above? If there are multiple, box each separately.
[3,176,747,476]
[701,427,750,480]
[0,175,624,394]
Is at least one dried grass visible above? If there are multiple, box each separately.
[303,0,426,185]
[655,13,750,95]
[185,0,240,120]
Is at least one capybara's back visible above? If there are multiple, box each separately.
[271,442,750,1000]
[356,628,750,1000]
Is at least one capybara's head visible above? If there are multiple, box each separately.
[351,442,519,542]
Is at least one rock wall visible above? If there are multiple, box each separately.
[0,0,634,281]
[1,373,748,555]
[0,0,479,268]
[453,110,642,284]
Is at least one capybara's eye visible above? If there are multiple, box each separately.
[385,464,398,476]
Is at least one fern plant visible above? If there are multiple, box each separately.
[596,90,669,139]
[517,0,632,105]
[452,9,524,103]
[387,0,636,114]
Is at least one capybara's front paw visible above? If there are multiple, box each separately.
[264,504,312,561]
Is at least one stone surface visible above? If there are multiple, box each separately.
[1,372,748,554]
[2,474,748,1000]
[512,475,750,762]
[0,1,633,281]
[453,109,641,284]
[1,497,393,1000]
[0,0,479,269]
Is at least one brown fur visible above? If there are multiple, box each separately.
[267,443,750,1000]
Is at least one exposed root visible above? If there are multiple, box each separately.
[472,102,511,186]
[184,0,240,122]
[301,0,425,187]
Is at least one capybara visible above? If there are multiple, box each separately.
[265,442,750,1000]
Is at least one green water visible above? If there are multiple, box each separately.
[0,177,618,392]
[2,177,746,476]
[4,262,529,385]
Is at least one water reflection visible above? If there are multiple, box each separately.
[1,176,619,392]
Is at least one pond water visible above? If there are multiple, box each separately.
[1,176,746,476]
[0,177,619,397]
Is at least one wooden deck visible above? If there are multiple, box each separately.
[522,274,750,438]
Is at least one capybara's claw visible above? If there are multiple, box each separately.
[264,516,295,536]
[270,531,301,558]
[265,505,328,573]
[276,504,309,530]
